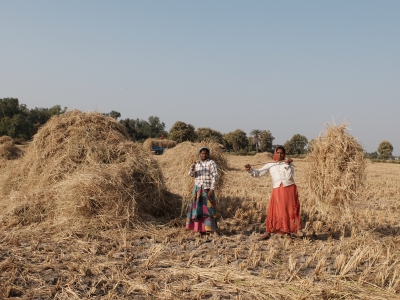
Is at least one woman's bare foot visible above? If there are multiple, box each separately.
[258,233,271,241]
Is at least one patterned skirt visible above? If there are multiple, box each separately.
[186,185,218,233]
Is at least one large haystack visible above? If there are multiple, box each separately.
[143,138,177,151]
[0,136,24,161]
[157,141,227,210]
[0,110,176,228]
[304,123,366,207]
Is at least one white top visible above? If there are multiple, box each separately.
[248,162,295,188]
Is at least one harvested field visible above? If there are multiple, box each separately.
[0,148,399,298]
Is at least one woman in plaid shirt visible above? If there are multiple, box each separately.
[186,147,219,237]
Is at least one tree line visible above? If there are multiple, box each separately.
[0,98,394,158]
[0,98,66,141]
[364,140,395,160]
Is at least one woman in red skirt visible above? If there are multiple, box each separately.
[245,146,301,240]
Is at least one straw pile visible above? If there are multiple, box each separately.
[253,152,273,161]
[304,123,366,207]
[0,110,176,228]
[143,138,177,151]
[157,141,228,210]
[0,136,24,161]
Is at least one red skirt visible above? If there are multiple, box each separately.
[266,183,301,234]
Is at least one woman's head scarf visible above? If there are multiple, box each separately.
[198,147,210,159]
[273,147,286,161]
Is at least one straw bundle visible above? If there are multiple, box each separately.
[143,138,177,151]
[253,152,273,161]
[304,123,366,207]
[0,110,175,227]
[0,136,24,161]
[158,141,227,210]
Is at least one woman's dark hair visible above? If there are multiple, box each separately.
[275,146,286,154]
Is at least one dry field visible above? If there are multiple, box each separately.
[1,149,399,299]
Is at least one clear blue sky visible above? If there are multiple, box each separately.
[1,1,399,154]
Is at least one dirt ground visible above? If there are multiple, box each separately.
[0,154,399,299]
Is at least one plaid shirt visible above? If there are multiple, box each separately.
[188,159,218,190]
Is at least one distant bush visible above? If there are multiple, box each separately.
[228,149,256,156]
[369,158,400,164]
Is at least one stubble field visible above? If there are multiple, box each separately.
[0,151,399,299]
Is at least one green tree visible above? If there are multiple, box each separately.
[47,105,66,116]
[0,98,66,140]
[246,136,253,152]
[0,114,29,139]
[286,134,308,155]
[0,98,25,118]
[283,140,291,154]
[364,151,378,159]
[105,110,121,119]
[119,118,139,140]
[260,130,275,152]
[223,129,248,151]
[119,116,167,141]
[377,140,393,159]
[132,119,151,140]
[195,127,223,144]
[250,129,261,152]
[28,105,67,137]
[145,116,168,138]
[168,121,196,143]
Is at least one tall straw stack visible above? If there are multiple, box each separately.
[304,122,366,207]
[0,110,177,228]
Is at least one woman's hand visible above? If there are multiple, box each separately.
[208,189,214,199]
[285,158,293,164]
